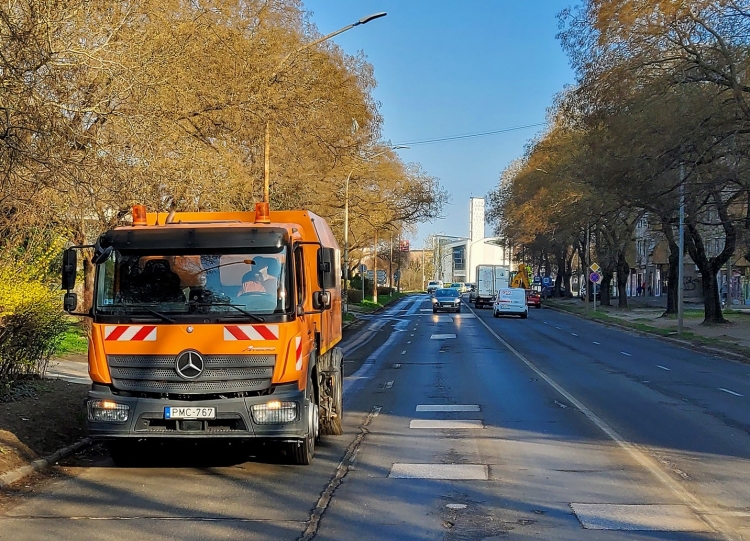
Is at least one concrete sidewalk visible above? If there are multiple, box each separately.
[45,355,91,385]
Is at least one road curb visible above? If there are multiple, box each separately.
[0,438,92,489]
[544,304,750,364]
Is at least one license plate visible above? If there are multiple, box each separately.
[164,407,216,420]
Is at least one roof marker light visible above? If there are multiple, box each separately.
[255,202,270,224]
[132,205,147,226]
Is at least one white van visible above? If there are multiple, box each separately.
[492,288,528,318]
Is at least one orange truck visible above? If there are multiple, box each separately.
[61,202,343,465]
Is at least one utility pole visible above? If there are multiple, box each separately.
[373,229,378,304]
[585,220,590,314]
[677,164,685,334]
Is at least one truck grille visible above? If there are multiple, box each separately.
[107,354,275,395]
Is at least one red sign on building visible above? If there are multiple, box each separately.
[399,240,410,252]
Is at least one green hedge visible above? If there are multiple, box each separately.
[0,267,68,381]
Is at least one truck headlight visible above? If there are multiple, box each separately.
[251,401,298,424]
[87,399,129,423]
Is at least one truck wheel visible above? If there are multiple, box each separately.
[288,372,317,465]
[320,366,343,436]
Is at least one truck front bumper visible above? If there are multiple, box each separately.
[86,383,310,441]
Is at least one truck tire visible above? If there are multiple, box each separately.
[320,366,343,436]
[288,372,317,465]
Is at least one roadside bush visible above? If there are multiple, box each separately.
[0,266,68,381]
[347,290,363,304]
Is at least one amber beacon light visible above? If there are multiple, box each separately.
[132,204,147,226]
[255,201,271,224]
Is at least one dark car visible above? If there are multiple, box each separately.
[432,288,461,313]
[526,289,542,308]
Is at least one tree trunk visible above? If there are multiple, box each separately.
[616,251,630,308]
[685,222,730,324]
[600,273,612,306]
[660,216,679,315]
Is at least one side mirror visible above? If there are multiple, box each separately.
[91,245,113,265]
[62,249,78,290]
[312,290,332,310]
[63,292,78,313]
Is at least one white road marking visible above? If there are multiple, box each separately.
[407,341,412,344]
[430,334,457,340]
[719,387,743,397]
[389,464,488,480]
[657,365,671,371]
[416,405,480,412]
[401,350,406,355]
[621,351,632,356]
[409,419,483,429]
[410,333,414,337]
[571,504,709,532]
[555,326,561,329]
[593,341,601,345]
[543,321,548,324]
[385,381,394,389]
[392,363,401,369]
[446,504,468,510]
[571,333,578,337]
[469,303,739,540]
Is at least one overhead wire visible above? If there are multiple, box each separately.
[393,122,547,146]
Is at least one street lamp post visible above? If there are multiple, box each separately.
[264,12,387,204]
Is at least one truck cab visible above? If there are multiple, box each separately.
[62,204,344,465]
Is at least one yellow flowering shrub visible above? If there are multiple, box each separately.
[0,265,67,381]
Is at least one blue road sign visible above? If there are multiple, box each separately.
[589,271,602,284]
[542,276,552,286]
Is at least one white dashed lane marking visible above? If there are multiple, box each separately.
[621,351,632,356]
[416,405,481,412]
[409,419,483,429]
[657,365,671,371]
[430,334,457,340]
[571,333,578,337]
[593,341,601,345]
[389,464,488,480]
[719,388,743,397]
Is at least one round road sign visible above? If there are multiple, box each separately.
[589,271,602,284]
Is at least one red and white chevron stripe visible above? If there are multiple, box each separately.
[294,336,303,371]
[104,325,157,341]
[223,325,280,341]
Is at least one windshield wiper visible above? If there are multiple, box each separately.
[142,308,176,323]
[190,301,265,322]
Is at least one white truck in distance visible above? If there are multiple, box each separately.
[474,265,509,308]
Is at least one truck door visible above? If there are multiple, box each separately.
[294,245,314,371]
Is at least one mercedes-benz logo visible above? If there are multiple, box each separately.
[175,350,205,380]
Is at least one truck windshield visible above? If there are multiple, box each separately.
[95,250,290,318]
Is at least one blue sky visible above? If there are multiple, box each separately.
[303,1,576,247]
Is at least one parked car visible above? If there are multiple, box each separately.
[526,289,542,308]
[492,288,528,318]
[427,280,443,294]
[432,287,461,313]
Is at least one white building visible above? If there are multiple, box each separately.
[435,197,510,283]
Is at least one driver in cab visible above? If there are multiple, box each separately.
[238,257,278,296]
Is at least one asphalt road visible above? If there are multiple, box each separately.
[2,295,750,540]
